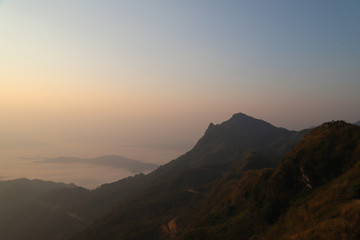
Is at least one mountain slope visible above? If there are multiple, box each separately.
[260,159,360,240]
[0,179,82,240]
[174,121,360,240]
[72,113,306,240]
[144,113,301,186]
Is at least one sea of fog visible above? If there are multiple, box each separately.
[0,146,184,189]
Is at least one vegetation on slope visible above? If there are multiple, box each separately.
[174,121,360,240]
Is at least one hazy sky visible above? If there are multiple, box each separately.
[1,0,360,163]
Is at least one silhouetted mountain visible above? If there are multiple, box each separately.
[71,113,307,240]
[354,120,360,126]
[148,113,301,178]
[41,155,158,173]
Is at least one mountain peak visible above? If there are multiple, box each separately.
[227,112,256,122]
[185,112,296,169]
[231,112,253,119]
[205,113,255,129]
[221,112,284,132]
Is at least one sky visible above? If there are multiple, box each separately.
[0,1,359,187]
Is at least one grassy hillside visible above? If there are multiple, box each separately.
[174,121,360,240]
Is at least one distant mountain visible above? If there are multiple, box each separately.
[41,155,158,173]
[354,120,360,126]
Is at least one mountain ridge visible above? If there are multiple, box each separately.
[71,113,308,240]
[0,178,82,240]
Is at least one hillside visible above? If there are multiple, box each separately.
[0,179,82,240]
[71,113,307,240]
[173,121,360,240]
[0,173,154,240]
